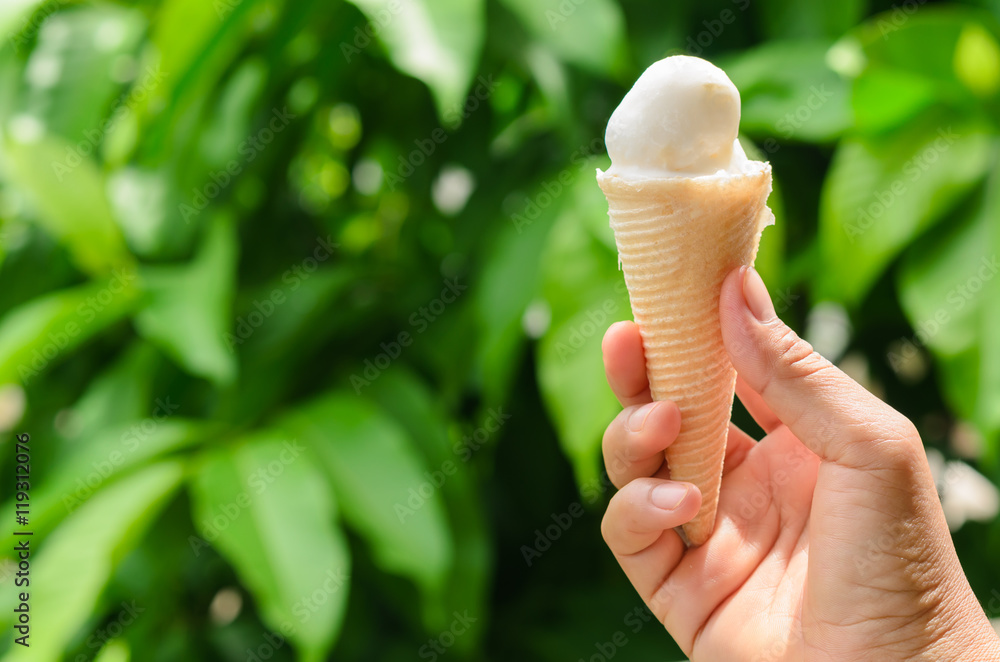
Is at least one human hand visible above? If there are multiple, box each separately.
[600,266,1000,661]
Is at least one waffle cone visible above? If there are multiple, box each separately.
[597,165,773,545]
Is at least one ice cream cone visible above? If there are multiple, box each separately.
[597,165,773,545]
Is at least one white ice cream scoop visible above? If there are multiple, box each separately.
[605,55,751,178]
[596,55,774,544]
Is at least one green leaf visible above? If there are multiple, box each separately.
[523,45,571,129]
[189,432,350,662]
[898,157,1000,455]
[2,136,133,276]
[720,40,852,143]
[215,265,355,425]
[117,57,269,255]
[133,0,261,157]
[852,68,939,134]
[857,7,991,94]
[14,6,146,143]
[279,392,454,611]
[845,11,1000,134]
[0,0,48,41]
[0,276,140,385]
[107,167,175,258]
[537,167,629,487]
[538,162,621,325]
[741,137,786,291]
[0,462,183,662]
[537,290,626,489]
[818,112,992,304]
[345,0,485,122]
[0,420,210,551]
[198,57,268,169]
[898,194,993,357]
[980,266,1000,450]
[756,0,867,40]
[62,342,160,441]
[134,213,238,385]
[498,0,627,77]
[361,369,458,475]
[0,223,81,317]
[364,369,491,644]
[232,266,353,360]
[936,345,981,425]
[954,23,1000,98]
[92,639,130,662]
[474,168,564,402]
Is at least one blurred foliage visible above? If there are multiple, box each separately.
[0,0,999,660]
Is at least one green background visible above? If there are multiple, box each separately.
[0,0,999,659]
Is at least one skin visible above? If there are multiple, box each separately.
[600,266,1000,662]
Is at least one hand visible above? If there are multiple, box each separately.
[600,266,1000,662]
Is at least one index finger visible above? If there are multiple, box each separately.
[602,321,652,408]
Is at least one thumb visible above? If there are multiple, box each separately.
[719,266,920,469]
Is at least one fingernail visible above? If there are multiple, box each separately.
[627,402,659,432]
[742,266,776,322]
[651,483,690,511]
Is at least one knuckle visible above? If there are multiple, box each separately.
[602,422,615,453]
[870,439,924,476]
[871,406,921,444]
[892,415,921,445]
[879,409,919,440]
[600,490,632,546]
[622,508,647,540]
[602,411,625,453]
[860,412,925,472]
[877,415,923,457]
[753,325,833,398]
[602,430,630,482]
[771,327,829,380]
